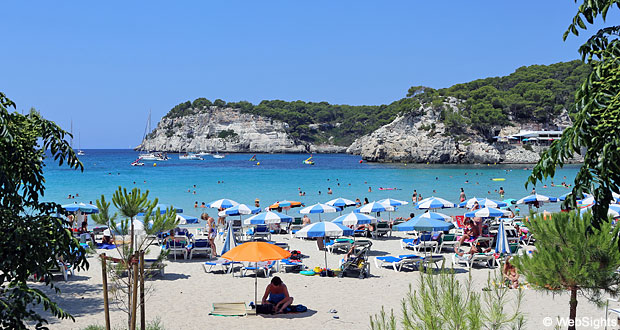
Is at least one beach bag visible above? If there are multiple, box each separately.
[256,304,274,314]
[290,250,302,260]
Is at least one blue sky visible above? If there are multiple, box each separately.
[1,1,615,148]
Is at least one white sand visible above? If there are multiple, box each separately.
[38,232,606,330]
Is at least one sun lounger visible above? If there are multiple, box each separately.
[203,259,241,274]
[401,238,439,253]
[189,239,213,260]
[439,233,459,252]
[325,238,353,254]
[163,236,189,260]
[279,258,304,273]
[452,252,495,268]
[374,255,423,272]
[50,260,74,281]
[251,225,271,241]
[371,222,391,238]
[419,255,444,269]
[241,261,275,277]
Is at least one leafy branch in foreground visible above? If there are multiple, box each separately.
[0,92,88,329]
[369,267,524,330]
[527,0,620,228]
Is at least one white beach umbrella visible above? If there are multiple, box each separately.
[415,196,456,209]
[299,203,338,221]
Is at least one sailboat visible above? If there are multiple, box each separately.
[138,110,168,161]
[249,154,257,161]
[212,151,225,159]
[303,154,315,165]
[77,132,85,156]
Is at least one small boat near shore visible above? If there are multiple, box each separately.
[196,152,211,156]
[179,153,204,160]
[213,153,225,159]
[131,158,144,166]
[303,155,315,165]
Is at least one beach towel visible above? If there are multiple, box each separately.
[209,302,247,317]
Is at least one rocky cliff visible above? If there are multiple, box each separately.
[136,106,347,153]
[346,99,582,164]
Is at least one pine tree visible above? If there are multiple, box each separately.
[512,211,620,330]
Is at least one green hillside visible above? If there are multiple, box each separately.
[163,60,590,145]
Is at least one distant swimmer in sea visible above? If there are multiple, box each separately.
[465,180,469,184]
[499,187,505,197]
[368,187,372,193]
[459,188,466,202]
[194,201,198,208]
[201,202,206,208]
[327,188,333,195]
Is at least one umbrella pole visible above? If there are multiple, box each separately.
[324,243,328,270]
[255,269,258,305]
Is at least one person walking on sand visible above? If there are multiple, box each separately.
[262,276,293,314]
[205,214,217,258]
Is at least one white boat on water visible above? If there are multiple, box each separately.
[179,153,204,160]
[196,152,211,156]
[139,152,169,161]
[213,153,225,159]
[131,158,144,166]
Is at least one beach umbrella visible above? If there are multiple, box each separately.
[268,200,303,210]
[378,198,409,207]
[295,222,353,269]
[355,201,394,214]
[393,217,454,232]
[325,197,357,208]
[580,204,620,218]
[206,199,239,209]
[244,211,293,225]
[331,212,376,226]
[299,203,338,221]
[221,222,238,255]
[415,196,456,210]
[577,195,596,208]
[459,197,507,209]
[614,192,620,204]
[61,202,99,214]
[218,204,261,217]
[494,219,511,255]
[176,214,198,224]
[222,241,291,304]
[418,211,451,221]
[464,207,510,218]
[137,203,182,216]
[516,194,552,204]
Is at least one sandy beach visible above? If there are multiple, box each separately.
[35,230,606,330]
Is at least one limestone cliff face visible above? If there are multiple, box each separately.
[136,106,308,153]
[346,100,501,163]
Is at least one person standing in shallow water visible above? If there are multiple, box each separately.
[459,188,466,203]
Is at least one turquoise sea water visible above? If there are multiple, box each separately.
[44,150,579,223]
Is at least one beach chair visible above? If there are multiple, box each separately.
[189,239,213,260]
[241,261,275,277]
[279,259,304,273]
[50,260,74,281]
[252,225,271,241]
[164,237,189,260]
[420,255,445,269]
[401,236,439,253]
[466,236,493,250]
[290,218,303,236]
[372,222,391,238]
[325,238,353,254]
[452,252,495,268]
[203,259,241,274]
[439,233,459,252]
[374,255,422,272]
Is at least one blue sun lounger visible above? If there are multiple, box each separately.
[374,255,423,272]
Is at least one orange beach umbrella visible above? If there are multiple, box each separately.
[268,200,303,210]
[222,242,291,304]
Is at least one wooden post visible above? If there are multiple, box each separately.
[139,250,145,330]
[101,254,111,330]
[130,254,139,330]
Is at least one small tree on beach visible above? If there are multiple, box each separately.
[512,211,620,330]
[91,187,178,328]
[369,268,525,330]
[0,92,88,328]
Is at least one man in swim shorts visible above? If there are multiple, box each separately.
[261,276,293,314]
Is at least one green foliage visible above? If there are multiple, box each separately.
[0,92,89,328]
[527,1,620,227]
[512,211,620,328]
[369,268,525,330]
[163,101,193,119]
[217,129,238,140]
[522,144,533,152]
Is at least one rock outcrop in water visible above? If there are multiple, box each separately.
[136,106,347,153]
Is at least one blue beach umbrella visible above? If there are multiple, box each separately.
[516,194,552,204]
[465,207,510,218]
[295,221,353,268]
[244,211,293,225]
[137,203,182,216]
[459,197,507,209]
[61,202,99,214]
[580,204,620,218]
[176,214,198,224]
[206,199,239,209]
[355,201,393,214]
[299,203,339,221]
[418,211,451,221]
[415,197,456,210]
[393,217,454,232]
[331,212,376,226]
[221,222,238,256]
[325,197,356,208]
[495,219,511,255]
[378,198,409,207]
[218,204,261,216]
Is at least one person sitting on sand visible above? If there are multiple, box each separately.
[502,256,519,289]
[101,233,114,245]
[261,276,293,314]
[302,215,311,226]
